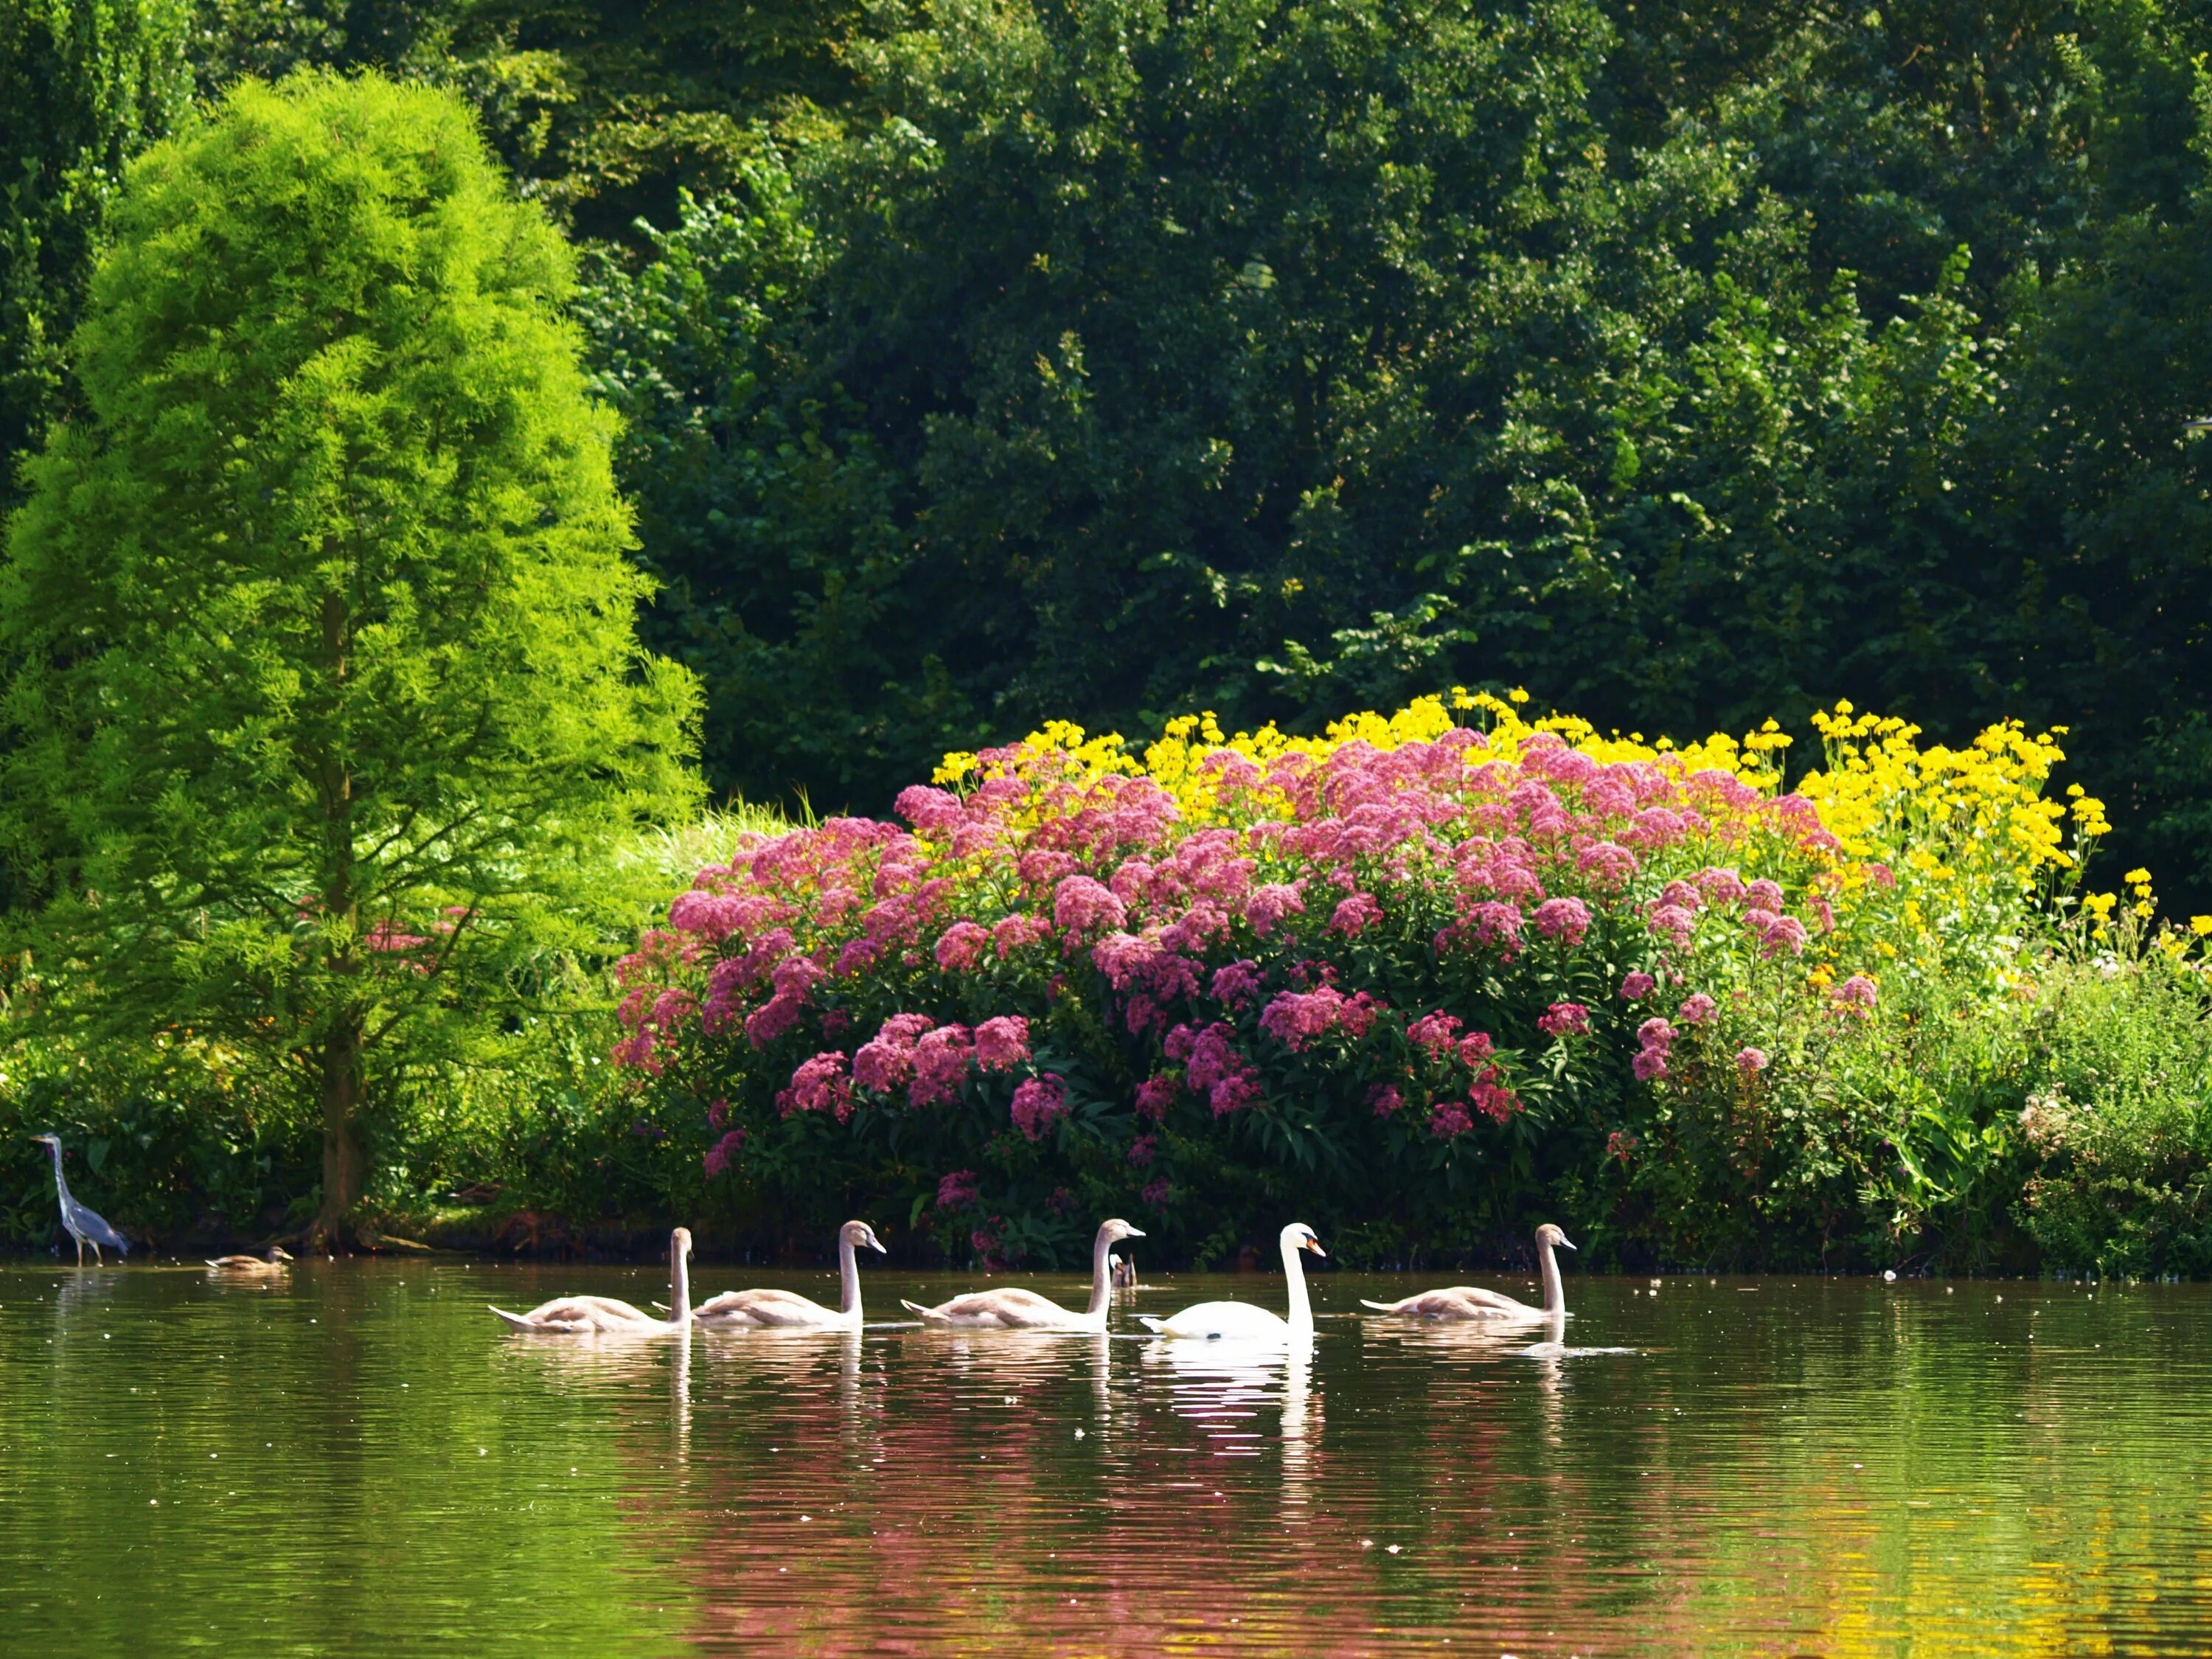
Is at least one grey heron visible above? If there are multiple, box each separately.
[28,1133,131,1265]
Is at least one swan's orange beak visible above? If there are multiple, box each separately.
[1302,1237,1326,1257]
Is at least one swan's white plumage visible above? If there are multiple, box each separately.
[1138,1298,1293,1340]
[693,1220,884,1329]
[490,1230,693,1335]
[1139,1222,1324,1343]
[902,1219,1144,1329]
[489,1293,663,1335]
[1359,1223,1576,1321]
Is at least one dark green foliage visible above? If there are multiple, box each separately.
[0,0,190,509]
[577,0,2212,914]
[0,1037,316,1247]
[187,0,879,240]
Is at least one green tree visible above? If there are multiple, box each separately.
[187,0,881,243]
[0,0,191,508]
[581,0,2212,912]
[0,71,703,1243]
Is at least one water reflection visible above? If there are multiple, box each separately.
[50,1266,125,1318]
[1140,1333,1309,1458]
[5,1265,2212,1655]
[672,1327,692,1462]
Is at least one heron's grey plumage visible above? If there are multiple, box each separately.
[29,1135,129,1265]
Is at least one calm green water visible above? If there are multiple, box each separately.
[1,1257,2206,1656]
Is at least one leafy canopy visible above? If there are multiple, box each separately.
[0,71,702,1220]
[583,0,2212,908]
[0,0,191,509]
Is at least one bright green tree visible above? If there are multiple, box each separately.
[0,71,703,1243]
[0,0,190,508]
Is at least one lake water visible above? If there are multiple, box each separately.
[1,1256,2206,1655]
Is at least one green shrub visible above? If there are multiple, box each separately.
[0,1033,315,1248]
[2014,953,2212,1275]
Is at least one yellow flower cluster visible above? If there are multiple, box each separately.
[1794,703,2102,894]
[917,694,2212,1004]
[924,690,2208,990]
[939,694,2096,875]
[943,689,1798,819]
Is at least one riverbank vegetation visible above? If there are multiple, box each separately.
[3,11,2211,1271]
[601,693,2212,1276]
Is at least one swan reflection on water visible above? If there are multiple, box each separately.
[1141,1332,1317,1481]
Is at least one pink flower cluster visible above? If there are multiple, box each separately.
[1832,974,1878,1014]
[609,707,1848,1174]
[1468,1062,1520,1123]
[1532,896,1592,945]
[1259,985,1383,1052]
[1166,1020,1265,1116]
[852,1013,937,1093]
[936,1169,981,1209]
[1408,1009,1464,1057]
[975,1015,1032,1069]
[910,1026,975,1107]
[703,1128,747,1178]
[1430,1101,1475,1139]
[776,1052,853,1120]
[1010,1074,1070,1140]
[1633,1018,1677,1082]
[1538,1001,1591,1037]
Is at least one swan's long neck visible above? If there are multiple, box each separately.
[669,1237,692,1325]
[1281,1232,1313,1333]
[837,1234,861,1318]
[1539,1238,1565,1315]
[1085,1228,1114,1319]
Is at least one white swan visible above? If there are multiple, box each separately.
[1140,1222,1324,1341]
[692,1220,886,1329]
[901,1218,1144,1329]
[1360,1222,1575,1321]
[490,1227,693,1335]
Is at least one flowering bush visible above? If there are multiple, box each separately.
[605,690,2206,1268]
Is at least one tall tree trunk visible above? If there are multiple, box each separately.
[310,1012,365,1248]
[308,578,361,1250]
